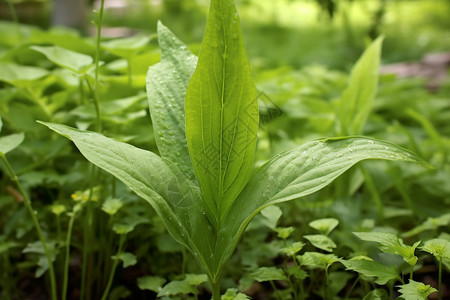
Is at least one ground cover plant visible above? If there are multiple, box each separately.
[1,0,449,299]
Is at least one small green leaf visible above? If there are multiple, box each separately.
[102,35,151,58]
[248,267,287,282]
[281,241,305,256]
[185,0,259,227]
[299,252,339,270]
[112,252,137,268]
[157,279,196,297]
[309,218,339,235]
[275,227,294,240]
[0,133,24,155]
[341,258,400,285]
[397,280,437,300]
[362,289,389,300]
[304,234,337,252]
[31,45,93,74]
[221,288,250,300]
[286,266,308,280]
[260,205,282,230]
[101,198,124,216]
[0,62,49,85]
[354,232,420,266]
[184,274,208,286]
[112,224,134,235]
[137,276,166,292]
[420,238,450,261]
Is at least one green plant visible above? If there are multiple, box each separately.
[39,0,430,298]
[0,117,57,300]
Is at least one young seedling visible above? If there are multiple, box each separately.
[40,0,431,297]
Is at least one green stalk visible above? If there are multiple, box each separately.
[62,206,80,300]
[269,280,283,300]
[360,166,384,220]
[0,154,57,300]
[5,0,18,24]
[410,265,414,281]
[344,277,359,300]
[93,0,106,133]
[209,278,221,300]
[100,234,126,300]
[438,258,442,300]
[80,167,96,300]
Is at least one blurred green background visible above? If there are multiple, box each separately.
[1,0,449,70]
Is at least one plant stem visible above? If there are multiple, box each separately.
[62,206,79,300]
[438,258,442,300]
[93,0,106,133]
[100,234,126,300]
[209,278,221,300]
[410,265,414,281]
[360,166,384,220]
[270,280,283,300]
[5,0,18,24]
[344,277,359,300]
[0,154,57,300]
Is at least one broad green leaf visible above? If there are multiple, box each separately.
[137,275,166,292]
[338,37,383,135]
[38,122,216,276]
[420,238,450,261]
[213,137,430,276]
[304,234,337,252]
[341,258,400,285]
[354,232,420,266]
[397,280,437,300]
[147,22,197,181]
[0,133,24,155]
[309,218,339,235]
[102,35,151,58]
[112,252,137,268]
[0,62,49,85]
[362,289,389,300]
[185,0,259,227]
[31,45,93,74]
[248,267,287,282]
[299,252,339,270]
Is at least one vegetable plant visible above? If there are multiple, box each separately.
[40,0,430,297]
